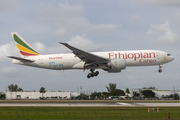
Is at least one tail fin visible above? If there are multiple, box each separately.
[11,32,40,58]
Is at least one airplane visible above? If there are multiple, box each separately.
[9,32,175,78]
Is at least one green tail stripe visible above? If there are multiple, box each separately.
[14,34,39,54]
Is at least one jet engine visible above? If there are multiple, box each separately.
[107,59,126,73]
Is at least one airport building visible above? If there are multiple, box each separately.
[127,88,180,99]
[6,91,80,100]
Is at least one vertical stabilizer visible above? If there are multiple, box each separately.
[11,32,40,58]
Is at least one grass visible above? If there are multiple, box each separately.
[0,107,180,119]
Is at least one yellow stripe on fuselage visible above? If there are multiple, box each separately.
[16,44,40,55]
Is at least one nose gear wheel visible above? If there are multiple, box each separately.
[158,65,163,73]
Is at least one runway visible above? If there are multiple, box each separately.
[134,103,180,107]
[0,102,180,107]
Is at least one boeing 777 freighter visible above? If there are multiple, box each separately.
[9,32,175,78]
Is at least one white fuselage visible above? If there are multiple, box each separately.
[12,50,173,71]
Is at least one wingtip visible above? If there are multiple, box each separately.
[59,42,68,45]
[7,56,13,58]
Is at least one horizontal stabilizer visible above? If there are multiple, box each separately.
[8,56,34,62]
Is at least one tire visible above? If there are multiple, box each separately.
[87,73,91,78]
[91,73,94,77]
[94,71,99,76]
[158,69,162,73]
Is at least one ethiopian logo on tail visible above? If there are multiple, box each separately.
[13,34,40,56]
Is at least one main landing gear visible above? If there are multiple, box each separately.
[87,69,99,78]
[158,65,163,73]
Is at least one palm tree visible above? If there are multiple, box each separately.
[106,83,116,92]
[40,87,46,99]
[125,88,130,96]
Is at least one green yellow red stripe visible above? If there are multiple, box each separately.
[20,51,39,56]
[13,33,40,56]
[16,44,40,55]
[13,34,39,55]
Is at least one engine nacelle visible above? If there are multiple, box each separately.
[107,59,126,73]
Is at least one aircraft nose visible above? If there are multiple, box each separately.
[167,56,175,62]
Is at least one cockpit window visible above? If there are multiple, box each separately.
[167,54,171,56]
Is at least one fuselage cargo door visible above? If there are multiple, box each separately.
[156,52,160,59]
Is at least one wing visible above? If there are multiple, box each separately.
[60,42,110,64]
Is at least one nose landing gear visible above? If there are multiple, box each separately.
[158,65,163,73]
[87,69,99,78]
[158,69,162,73]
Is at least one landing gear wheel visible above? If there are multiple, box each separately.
[94,71,99,76]
[158,65,163,73]
[158,69,162,73]
[87,69,99,78]
[91,73,94,77]
[87,73,91,78]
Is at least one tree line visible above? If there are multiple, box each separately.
[7,84,45,93]
[5,84,180,100]
[76,83,125,100]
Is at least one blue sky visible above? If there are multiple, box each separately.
[0,0,180,93]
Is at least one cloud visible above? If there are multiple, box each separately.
[127,0,180,8]
[158,22,179,44]
[146,24,158,35]
[32,35,100,54]
[89,24,119,33]
[68,35,100,52]
[54,28,67,37]
[1,67,18,73]
[0,0,17,12]
[131,15,141,21]
[0,42,19,61]
[147,21,179,45]
[33,42,46,53]
[147,0,180,7]
[48,35,100,53]
[175,10,180,24]
[35,3,118,36]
